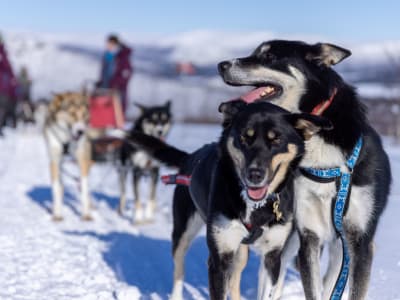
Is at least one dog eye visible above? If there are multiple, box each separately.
[267,131,281,145]
[271,137,281,146]
[246,128,255,137]
[263,52,276,61]
[161,113,168,121]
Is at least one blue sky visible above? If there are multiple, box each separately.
[0,0,399,42]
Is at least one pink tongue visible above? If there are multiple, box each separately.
[247,185,268,201]
[240,87,267,103]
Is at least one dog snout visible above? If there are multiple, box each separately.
[76,129,84,137]
[218,60,233,75]
[246,168,264,185]
[72,123,86,139]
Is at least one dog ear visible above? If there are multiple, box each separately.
[134,102,147,113]
[164,100,172,110]
[307,43,351,67]
[218,100,246,128]
[48,94,63,116]
[286,113,333,140]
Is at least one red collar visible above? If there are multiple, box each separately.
[311,88,338,116]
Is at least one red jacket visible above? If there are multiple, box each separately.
[0,44,17,99]
[100,44,133,90]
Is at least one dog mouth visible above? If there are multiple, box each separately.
[238,84,282,103]
[246,184,269,201]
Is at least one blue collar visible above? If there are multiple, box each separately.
[301,136,363,180]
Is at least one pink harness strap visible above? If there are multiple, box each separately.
[161,174,192,186]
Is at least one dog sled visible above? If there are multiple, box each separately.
[87,88,125,162]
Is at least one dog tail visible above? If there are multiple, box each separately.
[126,131,189,168]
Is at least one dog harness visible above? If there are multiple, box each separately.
[161,173,284,244]
[300,136,363,300]
[240,193,283,244]
[161,174,192,186]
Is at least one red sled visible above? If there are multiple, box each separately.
[89,91,124,129]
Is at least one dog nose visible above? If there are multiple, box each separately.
[247,168,264,184]
[76,129,84,137]
[218,61,232,75]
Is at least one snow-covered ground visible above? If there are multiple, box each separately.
[0,124,399,300]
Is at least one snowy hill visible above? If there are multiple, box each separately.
[3,30,400,121]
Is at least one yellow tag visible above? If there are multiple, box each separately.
[273,200,283,221]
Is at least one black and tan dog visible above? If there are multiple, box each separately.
[125,100,331,300]
[43,92,92,221]
[218,40,391,300]
[117,101,172,223]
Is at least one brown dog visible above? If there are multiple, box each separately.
[44,92,92,221]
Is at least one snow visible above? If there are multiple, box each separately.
[0,125,399,299]
[356,84,400,99]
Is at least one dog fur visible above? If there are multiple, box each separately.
[218,40,392,300]
[125,100,331,300]
[43,92,92,221]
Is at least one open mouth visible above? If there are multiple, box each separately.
[246,184,269,201]
[238,84,282,103]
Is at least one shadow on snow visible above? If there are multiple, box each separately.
[26,185,81,217]
[63,230,270,299]
[26,186,121,217]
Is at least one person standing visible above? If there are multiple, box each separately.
[98,34,133,115]
[17,66,32,102]
[0,33,17,134]
[16,66,35,124]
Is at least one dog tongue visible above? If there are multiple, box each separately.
[247,185,268,201]
[240,87,268,103]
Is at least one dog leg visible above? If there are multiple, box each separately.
[50,160,63,221]
[171,211,203,300]
[272,232,300,300]
[258,248,282,300]
[78,157,92,221]
[347,230,374,300]
[257,230,299,300]
[145,167,159,222]
[322,238,342,299]
[258,255,268,300]
[132,169,144,224]
[207,218,247,300]
[118,166,128,216]
[229,244,248,300]
[298,229,322,300]
[208,251,234,300]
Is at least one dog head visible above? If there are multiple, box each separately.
[48,92,89,139]
[218,40,351,113]
[219,100,332,202]
[134,100,172,139]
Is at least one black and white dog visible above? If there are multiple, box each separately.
[125,100,331,300]
[117,101,172,223]
[218,40,392,300]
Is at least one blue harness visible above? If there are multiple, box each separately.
[301,136,363,300]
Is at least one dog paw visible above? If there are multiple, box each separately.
[134,208,144,224]
[82,215,93,221]
[133,220,145,226]
[144,202,156,220]
[52,215,64,222]
[144,217,155,224]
